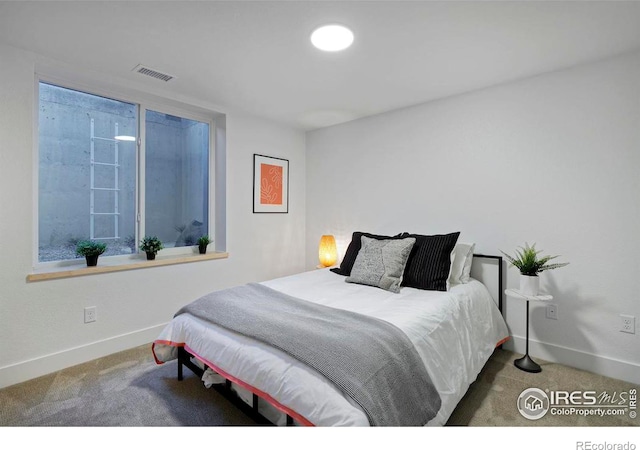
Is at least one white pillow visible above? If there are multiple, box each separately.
[459,243,475,283]
[448,242,475,288]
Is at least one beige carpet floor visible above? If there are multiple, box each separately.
[447,349,638,426]
[0,344,637,427]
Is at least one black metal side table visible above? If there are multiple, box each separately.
[505,288,553,373]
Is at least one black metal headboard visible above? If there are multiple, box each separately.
[472,254,503,313]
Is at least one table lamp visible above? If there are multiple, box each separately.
[318,235,338,268]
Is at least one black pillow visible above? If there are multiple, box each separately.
[330,231,406,276]
[400,232,460,291]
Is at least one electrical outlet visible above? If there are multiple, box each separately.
[620,315,635,334]
[84,306,97,323]
[546,304,558,320]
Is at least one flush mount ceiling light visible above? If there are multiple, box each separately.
[310,24,354,51]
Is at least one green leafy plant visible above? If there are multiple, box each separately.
[75,240,107,257]
[140,236,164,254]
[197,235,211,246]
[500,243,568,276]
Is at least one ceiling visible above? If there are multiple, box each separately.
[1,1,640,131]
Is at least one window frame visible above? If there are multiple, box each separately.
[34,73,217,269]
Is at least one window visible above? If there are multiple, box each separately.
[145,110,209,248]
[37,81,214,264]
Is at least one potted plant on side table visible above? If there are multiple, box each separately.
[501,242,569,295]
[76,240,107,267]
[140,236,163,260]
[197,235,211,254]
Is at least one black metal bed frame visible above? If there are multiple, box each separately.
[176,254,504,426]
[177,346,293,425]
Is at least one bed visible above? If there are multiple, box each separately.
[152,233,510,427]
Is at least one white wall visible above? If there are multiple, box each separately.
[306,51,640,384]
[0,43,306,388]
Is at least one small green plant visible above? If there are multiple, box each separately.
[197,235,211,246]
[500,243,569,276]
[197,235,211,254]
[140,236,164,254]
[75,240,107,257]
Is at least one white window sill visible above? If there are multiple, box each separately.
[27,251,229,282]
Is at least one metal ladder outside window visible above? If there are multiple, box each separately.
[90,118,120,241]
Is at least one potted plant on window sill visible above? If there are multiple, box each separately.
[197,235,211,255]
[140,236,163,260]
[501,243,569,296]
[76,240,107,267]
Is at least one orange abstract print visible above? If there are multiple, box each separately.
[260,163,283,205]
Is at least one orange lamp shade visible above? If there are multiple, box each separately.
[318,235,338,267]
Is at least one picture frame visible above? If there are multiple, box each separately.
[253,154,289,213]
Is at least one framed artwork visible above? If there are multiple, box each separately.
[253,154,289,213]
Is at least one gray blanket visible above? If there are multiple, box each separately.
[176,283,441,426]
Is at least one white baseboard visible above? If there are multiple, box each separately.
[0,323,167,389]
[504,335,640,385]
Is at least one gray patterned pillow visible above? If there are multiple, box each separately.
[346,236,416,293]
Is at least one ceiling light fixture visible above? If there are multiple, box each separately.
[310,24,354,52]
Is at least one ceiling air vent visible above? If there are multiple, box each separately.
[132,64,175,82]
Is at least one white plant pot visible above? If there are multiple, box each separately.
[519,275,540,296]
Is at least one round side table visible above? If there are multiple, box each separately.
[505,288,553,373]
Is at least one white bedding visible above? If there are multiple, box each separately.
[153,268,509,426]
